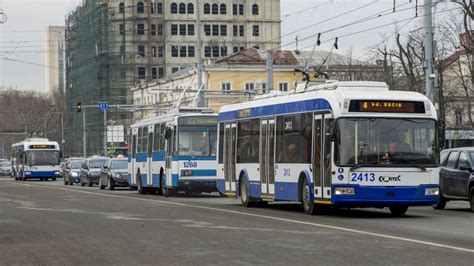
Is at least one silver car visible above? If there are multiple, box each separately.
[0,161,11,176]
[64,159,84,185]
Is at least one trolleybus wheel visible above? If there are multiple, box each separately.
[389,206,408,216]
[432,196,447,210]
[301,178,316,215]
[240,177,255,207]
[137,170,146,195]
[161,175,171,197]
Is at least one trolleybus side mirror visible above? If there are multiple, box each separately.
[165,127,172,139]
[328,120,338,142]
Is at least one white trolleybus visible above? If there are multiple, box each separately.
[129,108,218,196]
[11,138,61,181]
[217,81,440,216]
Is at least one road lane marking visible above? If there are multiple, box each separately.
[6,181,474,254]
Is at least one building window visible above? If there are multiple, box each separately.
[152,67,157,79]
[180,46,187,57]
[220,46,228,56]
[179,24,186,35]
[204,3,210,14]
[171,67,179,73]
[212,25,219,36]
[158,46,163,57]
[253,25,259,36]
[179,3,186,14]
[204,46,211,57]
[151,2,156,14]
[171,24,178,35]
[233,46,239,53]
[137,2,144,13]
[239,4,244,15]
[239,25,244,36]
[157,3,163,14]
[262,83,268,93]
[138,67,146,79]
[279,82,289,92]
[137,24,145,35]
[119,24,124,35]
[171,46,179,57]
[158,67,164,78]
[187,3,194,14]
[188,46,195,57]
[252,4,259,15]
[212,46,219,57]
[204,25,211,36]
[221,82,231,94]
[220,25,227,36]
[151,24,156,35]
[233,25,238,36]
[232,4,237,15]
[137,45,145,57]
[152,46,157,58]
[171,3,177,14]
[188,24,194,35]
[455,110,463,126]
[119,2,124,13]
[245,82,255,92]
[212,3,218,14]
[220,4,227,14]
[157,24,163,35]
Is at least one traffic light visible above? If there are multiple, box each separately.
[76,102,81,112]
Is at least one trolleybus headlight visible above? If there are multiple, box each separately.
[425,188,439,196]
[181,170,193,176]
[334,187,355,195]
[54,171,60,175]
[25,171,31,175]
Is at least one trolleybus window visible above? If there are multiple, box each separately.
[137,128,143,153]
[276,113,312,164]
[335,118,437,166]
[237,119,259,163]
[218,123,224,163]
[153,124,161,151]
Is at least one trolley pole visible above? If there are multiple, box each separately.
[424,0,435,102]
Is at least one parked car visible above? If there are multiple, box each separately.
[64,159,84,185]
[80,157,108,187]
[0,161,11,176]
[99,158,129,190]
[434,147,474,212]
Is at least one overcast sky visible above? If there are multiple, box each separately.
[0,0,463,92]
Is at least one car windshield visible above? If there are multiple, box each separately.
[26,151,60,166]
[1,162,11,167]
[111,160,127,169]
[335,118,438,166]
[89,160,107,168]
[70,161,83,169]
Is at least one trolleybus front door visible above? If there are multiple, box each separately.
[313,113,332,203]
[224,123,237,193]
[131,131,137,187]
[260,119,275,197]
[147,131,153,186]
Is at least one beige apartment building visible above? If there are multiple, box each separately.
[44,26,66,94]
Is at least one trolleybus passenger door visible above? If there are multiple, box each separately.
[165,126,174,188]
[224,123,237,192]
[147,130,153,186]
[313,113,332,202]
[131,130,137,186]
[260,119,275,196]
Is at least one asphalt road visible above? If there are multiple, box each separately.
[0,176,473,265]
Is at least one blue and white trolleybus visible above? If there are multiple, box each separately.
[217,81,440,216]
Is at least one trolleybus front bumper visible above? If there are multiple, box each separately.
[23,171,61,179]
[330,184,439,207]
[178,179,217,193]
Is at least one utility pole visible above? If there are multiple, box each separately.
[424,0,435,102]
[103,109,107,156]
[195,0,204,107]
[266,51,273,92]
[83,110,86,158]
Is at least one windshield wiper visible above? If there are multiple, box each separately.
[393,157,427,171]
[350,162,377,171]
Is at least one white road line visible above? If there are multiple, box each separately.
[7,181,474,254]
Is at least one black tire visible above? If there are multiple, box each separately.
[52,177,56,181]
[108,177,115,191]
[301,178,316,215]
[161,175,172,197]
[137,170,146,195]
[389,206,408,216]
[432,196,447,210]
[69,178,73,186]
[469,187,474,213]
[240,177,255,207]
[80,181,85,186]
[64,179,68,186]
[87,176,93,187]
[157,174,163,195]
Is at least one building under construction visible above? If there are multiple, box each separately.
[65,0,281,156]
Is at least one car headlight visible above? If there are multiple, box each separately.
[71,172,79,177]
[112,173,121,178]
[334,187,355,195]
[181,170,193,176]
[425,188,439,196]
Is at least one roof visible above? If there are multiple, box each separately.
[441,49,467,69]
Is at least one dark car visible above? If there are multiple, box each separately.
[80,157,108,187]
[99,158,129,190]
[64,159,84,185]
[434,147,474,212]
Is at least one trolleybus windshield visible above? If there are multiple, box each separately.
[335,118,438,167]
[178,117,217,157]
[26,150,60,166]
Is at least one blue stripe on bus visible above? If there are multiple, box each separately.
[152,151,166,161]
[171,174,179,187]
[24,171,58,177]
[218,98,332,122]
[152,174,161,187]
[274,182,299,201]
[188,169,217,177]
[173,156,216,161]
[136,152,147,162]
